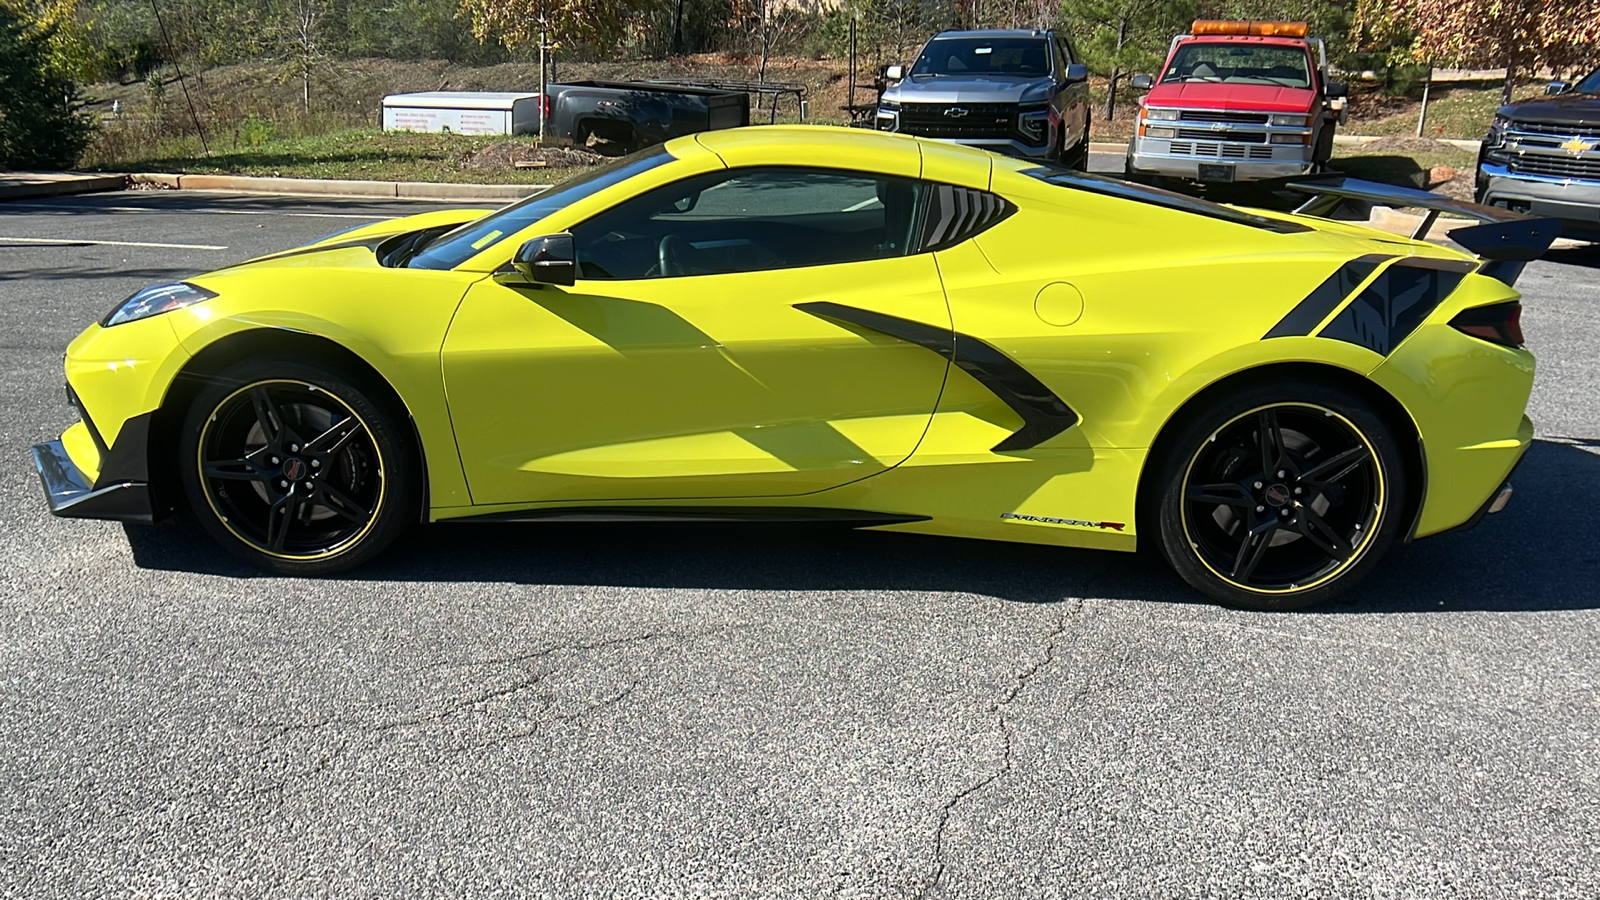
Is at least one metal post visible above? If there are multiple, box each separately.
[1416,67,1432,138]
[538,15,547,144]
[848,16,857,121]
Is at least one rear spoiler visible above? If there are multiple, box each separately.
[1285,175,1560,287]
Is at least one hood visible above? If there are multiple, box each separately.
[231,208,491,270]
[885,74,1053,105]
[1142,82,1317,114]
[1499,93,1600,127]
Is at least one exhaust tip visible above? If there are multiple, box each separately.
[1487,482,1514,515]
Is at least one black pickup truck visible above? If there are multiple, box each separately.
[542,81,750,155]
[1476,66,1600,240]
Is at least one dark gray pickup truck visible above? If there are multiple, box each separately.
[542,81,750,155]
[1477,66,1600,240]
[874,29,1092,168]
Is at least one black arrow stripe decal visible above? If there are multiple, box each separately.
[794,301,1079,453]
[1263,254,1392,339]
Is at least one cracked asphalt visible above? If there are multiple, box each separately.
[3,191,1599,899]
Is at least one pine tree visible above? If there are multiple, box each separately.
[0,4,94,169]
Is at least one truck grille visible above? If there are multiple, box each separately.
[1177,110,1269,125]
[1176,127,1266,143]
[898,102,1018,139]
[1507,154,1600,180]
[1509,120,1600,139]
[1169,141,1274,160]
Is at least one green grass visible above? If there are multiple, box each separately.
[1351,82,1546,140]
[87,129,578,184]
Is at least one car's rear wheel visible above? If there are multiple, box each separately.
[1151,380,1406,610]
[178,358,419,575]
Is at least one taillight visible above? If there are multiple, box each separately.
[1449,301,1524,348]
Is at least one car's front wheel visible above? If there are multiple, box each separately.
[1150,379,1406,610]
[178,358,419,575]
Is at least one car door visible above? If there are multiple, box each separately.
[441,166,952,507]
[1055,37,1090,145]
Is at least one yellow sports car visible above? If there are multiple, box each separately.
[32,126,1555,609]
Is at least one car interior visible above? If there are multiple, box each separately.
[570,168,929,280]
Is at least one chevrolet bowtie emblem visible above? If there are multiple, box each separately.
[1559,136,1596,155]
[943,107,969,118]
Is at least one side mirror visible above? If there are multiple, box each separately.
[507,233,575,286]
[883,64,904,81]
[1130,73,1154,91]
[1547,80,1571,95]
[1325,81,1348,99]
[1064,63,1089,83]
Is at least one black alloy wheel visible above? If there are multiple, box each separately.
[179,359,418,575]
[1152,381,1405,610]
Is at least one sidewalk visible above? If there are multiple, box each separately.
[0,171,541,203]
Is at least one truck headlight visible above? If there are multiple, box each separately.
[1142,107,1179,121]
[1017,106,1050,141]
[101,282,218,327]
[1486,114,1511,147]
[1269,114,1310,126]
[1144,126,1176,139]
[1270,133,1308,144]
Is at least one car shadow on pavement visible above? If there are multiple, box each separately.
[124,438,1600,613]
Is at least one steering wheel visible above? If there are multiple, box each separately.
[658,234,691,277]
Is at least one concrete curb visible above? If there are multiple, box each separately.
[1366,206,1476,241]
[0,172,128,201]
[128,173,546,202]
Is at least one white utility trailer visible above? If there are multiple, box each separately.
[381,92,541,136]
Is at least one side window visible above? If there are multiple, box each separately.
[1055,39,1070,73]
[570,167,928,280]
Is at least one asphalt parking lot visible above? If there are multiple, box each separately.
[2,189,1598,899]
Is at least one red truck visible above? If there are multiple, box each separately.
[1124,21,1347,185]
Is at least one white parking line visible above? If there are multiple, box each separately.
[0,236,228,250]
[100,206,381,220]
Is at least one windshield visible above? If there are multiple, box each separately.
[407,145,675,270]
[1576,66,1600,93]
[1162,42,1311,88]
[911,38,1050,78]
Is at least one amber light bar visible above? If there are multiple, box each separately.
[1190,20,1308,37]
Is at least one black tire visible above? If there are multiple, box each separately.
[178,357,420,576]
[1060,123,1090,171]
[1149,378,1406,610]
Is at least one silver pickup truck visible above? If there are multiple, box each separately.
[874,29,1092,169]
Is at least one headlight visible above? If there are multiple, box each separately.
[1142,107,1179,121]
[1144,126,1176,139]
[878,99,900,111]
[102,282,218,327]
[1270,114,1310,127]
[1485,114,1512,148]
[1270,133,1308,144]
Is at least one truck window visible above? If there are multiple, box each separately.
[1163,43,1311,89]
[568,167,929,280]
[407,145,673,270]
[912,38,1050,77]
